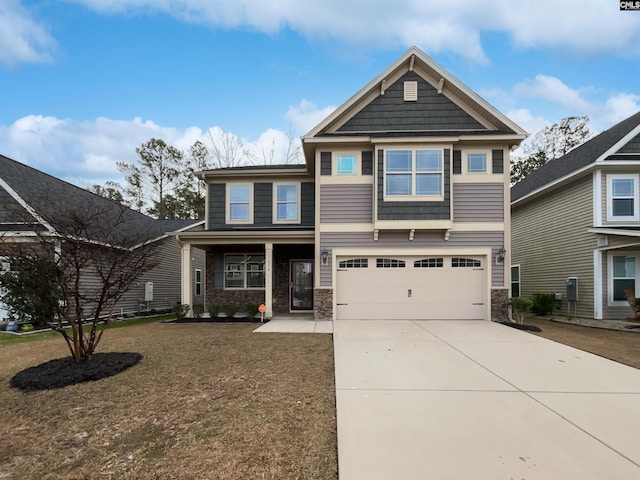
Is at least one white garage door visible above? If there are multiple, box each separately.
[335,255,486,320]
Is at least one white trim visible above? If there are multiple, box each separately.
[382,147,445,201]
[452,222,505,232]
[225,183,254,224]
[595,123,640,164]
[594,250,603,319]
[272,182,301,224]
[334,152,361,176]
[194,268,202,296]
[510,264,521,298]
[606,173,639,222]
[593,170,602,227]
[588,227,640,238]
[319,175,374,185]
[319,223,374,232]
[0,177,56,234]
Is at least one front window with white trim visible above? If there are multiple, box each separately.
[466,152,487,173]
[226,184,253,223]
[511,265,520,298]
[608,253,639,304]
[607,174,639,221]
[224,254,265,289]
[273,183,300,223]
[384,149,443,199]
[336,154,358,175]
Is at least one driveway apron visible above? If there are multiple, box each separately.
[333,320,640,480]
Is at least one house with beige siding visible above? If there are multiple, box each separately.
[0,154,205,321]
[511,111,640,320]
[174,46,526,321]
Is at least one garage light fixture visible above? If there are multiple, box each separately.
[321,249,329,266]
[497,246,506,264]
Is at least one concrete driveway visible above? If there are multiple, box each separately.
[333,320,640,479]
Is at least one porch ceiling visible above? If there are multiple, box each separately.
[172,229,315,246]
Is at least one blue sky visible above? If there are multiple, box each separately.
[1,0,640,187]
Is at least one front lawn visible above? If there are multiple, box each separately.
[0,322,337,479]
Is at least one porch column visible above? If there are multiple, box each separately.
[265,242,273,317]
[180,242,193,314]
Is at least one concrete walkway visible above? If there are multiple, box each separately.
[333,320,640,480]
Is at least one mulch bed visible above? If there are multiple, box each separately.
[10,352,143,391]
[498,321,542,332]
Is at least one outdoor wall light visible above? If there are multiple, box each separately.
[497,246,507,263]
[320,249,329,266]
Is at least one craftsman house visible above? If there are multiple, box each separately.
[0,154,205,321]
[511,111,640,320]
[173,46,527,321]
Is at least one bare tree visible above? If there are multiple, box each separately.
[206,128,254,168]
[0,201,159,362]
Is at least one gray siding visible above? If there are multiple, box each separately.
[208,181,315,230]
[377,149,451,220]
[320,152,332,175]
[116,237,206,313]
[453,183,504,222]
[616,133,640,153]
[337,72,485,133]
[492,150,504,174]
[320,184,373,223]
[319,230,504,287]
[512,175,596,318]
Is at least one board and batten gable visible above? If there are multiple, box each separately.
[511,174,596,318]
[207,180,315,231]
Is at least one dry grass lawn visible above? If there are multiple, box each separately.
[0,322,337,480]
[523,317,640,369]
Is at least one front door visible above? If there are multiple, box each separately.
[290,260,313,311]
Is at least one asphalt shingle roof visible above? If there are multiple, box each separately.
[511,111,640,203]
[0,154,200,245]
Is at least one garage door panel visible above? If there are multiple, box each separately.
[336,255,486,320]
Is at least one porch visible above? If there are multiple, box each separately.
[175,230,315,318]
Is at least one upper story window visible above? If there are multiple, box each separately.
[607,174,639,221]
[466,153,487,173]
[274,183,300,223]
[337,154,357,175]
[385,149,443,199]
[226,184,253,223]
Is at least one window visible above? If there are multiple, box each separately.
[227,184,253,223]
[511,265,520,297]
[467,153,487,173]
[415,258,443,268]
[224,254,265,289]
[385,149,443,198]
[274,183,299,223]
[608,174,639,221]
[376,258,406,268]
[337,154,357,175]
[452,258,481,268]
[195,269,202,296]
[339,258,368,269]
[610,254,637,303]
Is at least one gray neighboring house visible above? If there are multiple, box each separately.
[511,111,640,320]
[0,154,205,320]
[173,46,527,321]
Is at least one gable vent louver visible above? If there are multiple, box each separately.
[404,81,418,101]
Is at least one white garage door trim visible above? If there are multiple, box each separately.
[332,248,492,321]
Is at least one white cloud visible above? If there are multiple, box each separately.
[514,75,593,112]
[61,0,640,64]
[0,0,56,67]
[285,100,336,135]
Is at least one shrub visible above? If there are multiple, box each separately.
[508,297,532,324]
[245,303,260,319]
[207,303,222,319]
[192,304,205,318]
[222,304,238,319]
[172,303,190,321]
[530,293,555,316]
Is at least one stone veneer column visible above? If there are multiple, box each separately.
[491,288,509,322]
[313,289,333,321]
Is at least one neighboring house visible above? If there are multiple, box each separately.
[173,46,526,321]
[511,111,640,320]
[0,154,205,320]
